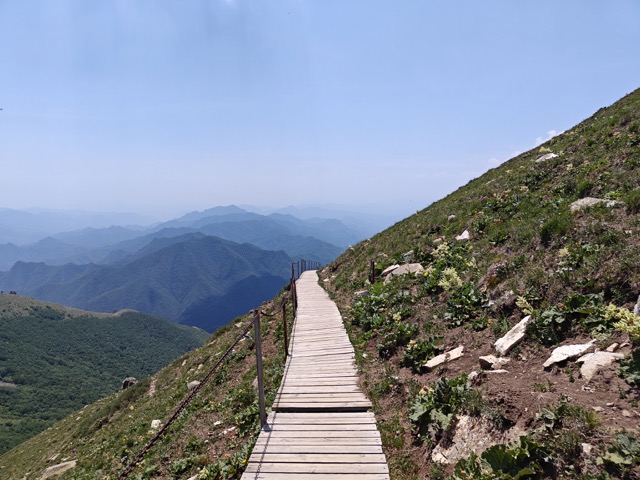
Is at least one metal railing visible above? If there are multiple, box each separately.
[119,259,322,478]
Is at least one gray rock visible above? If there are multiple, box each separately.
[606,343,620,352]
[381,264,400,276]
[354,290,369,298]
[384,263,425,283]
[569,197,619,212]
[403,250,415,262]
[543,340,595,368]
[479,355,511,370]
[448,215,456,221]
[494,316,531,355]
[41,460,77,479]
[150,419,162,430]
[535,153,559,163]
[622,410,633,418]
[121,377,137,390]
[187,380,201,391]
[577,351,624,381]
[634,294,640,317]
[425,346,464,371]
[455,230,470,241]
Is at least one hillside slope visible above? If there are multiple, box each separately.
[0,295,208,455]
[0,290,292,479]
[321,88,640,478]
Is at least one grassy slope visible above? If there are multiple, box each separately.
[0,295,209,455]
[0,290,292,479]
[321,88,640,479]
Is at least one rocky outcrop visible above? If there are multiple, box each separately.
[383,263,425,283]
[569,197,619,212]
[543,340,595,368]
[478,355,510,371]
[577,351,625,381]
[425,346,464,371]
[535,153,559,163]
[455,230,470,241]
[40,460,76,479]
[494,316,531,355]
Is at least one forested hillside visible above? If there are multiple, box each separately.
[0,295,208,454]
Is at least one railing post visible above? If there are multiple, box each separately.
[369,259,375,284]
[253,310,267,430]
[281,298,288,361]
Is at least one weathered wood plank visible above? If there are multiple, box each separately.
[241,271,388,480]
[244,463,389,474]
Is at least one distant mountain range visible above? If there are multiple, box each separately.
[0,234,291,332]
[0,205,370,331]
[0,205,358,270]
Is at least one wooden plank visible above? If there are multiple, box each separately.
[247,453,387,464]
[242,474,389,480]
[241,271,388,480]
[244,463,389,474]
[250,445,384,455]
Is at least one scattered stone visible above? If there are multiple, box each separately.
[433,237,444,244]
[425,346,464,371]
[187,381,201,391]
[182,359,187,366]
[494,316,531,355]
[581,443,593,456]
[634,293,640,317]
[150,419,161,430]
[535,153,559,163]
[222,426,236,436]
[448,215,456,221]
[48,453,60,463]
[384,263,425,283]
[592,406,604,412]
[354,290,369,298]
[569,197,619,212]
[252,377,259,389]
[431,415,525,464]
[187,475,199,480]
[235,322,243,328]
[381,264,400,276]
[622,410,633,418]
[485,369,509,374]
[606,402,615,407]
[576,351,624,381]
[468,371,481,384]
[197,364,203,372]
[213,420,222,427]
[543,340,595,368]
[41,460,77,479]
[606,343,620,353]
[478,355,511,370]
[121,377,137,390]
[455,230,470,241]
[403,250,415,262]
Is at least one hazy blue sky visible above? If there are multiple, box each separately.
[1,1,639,220]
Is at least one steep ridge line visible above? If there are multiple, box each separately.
[242,270,390,479]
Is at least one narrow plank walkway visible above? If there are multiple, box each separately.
[241,270,389,479]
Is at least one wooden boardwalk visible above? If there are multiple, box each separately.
[241,271,389,479]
